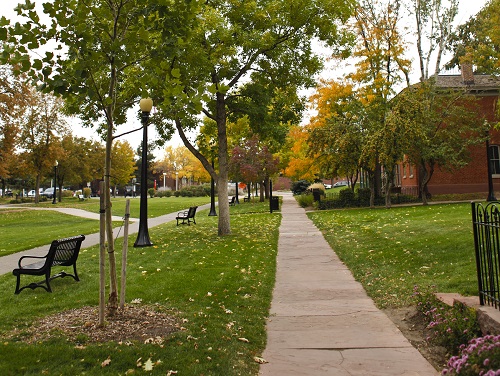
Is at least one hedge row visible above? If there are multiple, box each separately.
[318,188,420,209]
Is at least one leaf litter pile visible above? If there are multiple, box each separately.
[10,304,180,345]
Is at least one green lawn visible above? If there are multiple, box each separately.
[308,202,478,308]
[22,195,212,218]
[0,210,101,256]
[0,197,212,256]
[0,200,279,375]
[0,197,482,374]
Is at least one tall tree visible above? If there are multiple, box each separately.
[148,0,356,235]
[110,140,136,195]
[18,89,68,203]
[229,135,280,202]
[388,80,486,204]
[308,80,365,189]
[283,125,319,181]
[409,0,459,81]
[0,66,31,195]
[348,0,411,207]
[447,0,500,77]
[0,0,187,315]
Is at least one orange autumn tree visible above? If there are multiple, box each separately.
[307,80,365,189]
[284,125,319,181]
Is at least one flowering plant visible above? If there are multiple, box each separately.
[442,335,500,375]
[413,285,480,353]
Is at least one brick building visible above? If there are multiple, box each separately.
[399,67,500,197]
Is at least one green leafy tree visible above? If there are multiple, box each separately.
[148,0,356,235]
[388,81,486,205]
[346,0,411,207]
[0,0,185,316]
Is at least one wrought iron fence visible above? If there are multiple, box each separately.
[471,201,500,309]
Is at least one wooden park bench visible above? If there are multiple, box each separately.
[12,235,86,294]
[176,206,198,226]
[243,196,251,202]
[229,196,236,206]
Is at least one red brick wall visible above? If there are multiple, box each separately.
[400,95,499,195]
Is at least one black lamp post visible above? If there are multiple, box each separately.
[52,160,58,204]
[209,158,217,216]
[486,137,497,202]
[134,98,153,247]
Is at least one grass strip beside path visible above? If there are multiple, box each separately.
[0,210,101,256]
[308,202,478,308]
[0,203,280,375]
[19,196,212,219]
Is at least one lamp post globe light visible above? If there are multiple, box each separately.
[134,98,154,247]
[52,160,58,204]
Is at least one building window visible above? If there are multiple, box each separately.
[394,164,401,187]
[490,145,500,176]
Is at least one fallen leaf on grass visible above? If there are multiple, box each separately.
[143,358,154,371]
[101,357,111,367]
[254,356,268,364]
[238,337,249,343]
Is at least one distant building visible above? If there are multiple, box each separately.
[398,65,500,197]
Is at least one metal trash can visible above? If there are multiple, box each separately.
[312,188,322,202]
[270,196,279,211]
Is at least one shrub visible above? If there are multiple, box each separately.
[357,188,371,205]
[148,188,156,198]
[308,183,326,193]
[442,335,500,375]
[83,188,91,198]
[338,187,355,203]
[296,193,314,208]
[291,180,311,195]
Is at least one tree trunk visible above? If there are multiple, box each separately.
[368,170,375,208]
[105,111,118,315]
[216,91,231,235]
[420,161,434,206]
[384,177,393,209]
[35,174,41,204]
[99,181,106,326]
[120,199,130,310]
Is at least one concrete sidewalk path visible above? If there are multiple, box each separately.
[259,192,438,375]
[0,203,211,276]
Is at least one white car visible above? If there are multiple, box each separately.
[333,181,349,187]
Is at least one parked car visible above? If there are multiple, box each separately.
[41,187,58,198]
[27,190,36,197]
[333,181,349,188]
[324,184,332,189]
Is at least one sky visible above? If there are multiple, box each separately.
[0,0,490,158]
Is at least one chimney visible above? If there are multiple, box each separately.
[461,63,475,85]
